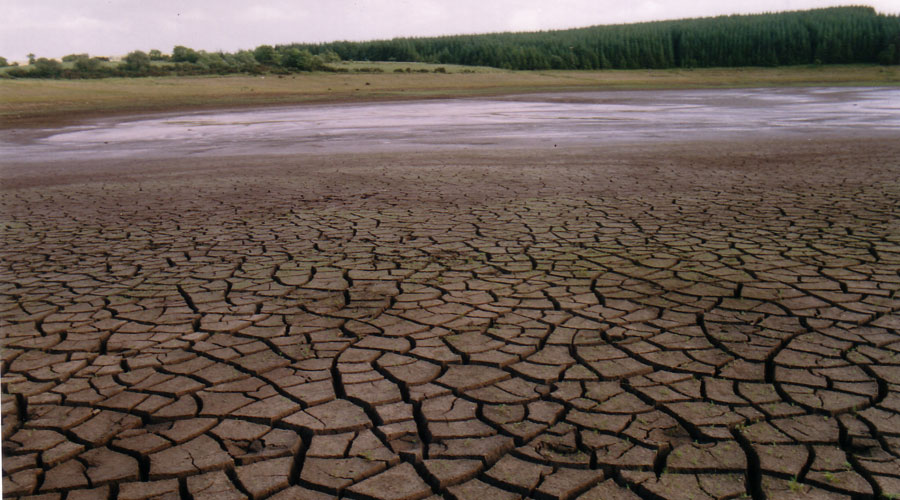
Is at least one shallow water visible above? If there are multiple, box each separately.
[3,86,899,162]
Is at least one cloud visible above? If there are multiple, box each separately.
[245,5,288,21]
[508,9,543,32]
[58,15,110,31]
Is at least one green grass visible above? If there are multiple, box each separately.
[1,63,897,127]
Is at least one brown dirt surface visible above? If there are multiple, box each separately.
[2,135,900,499]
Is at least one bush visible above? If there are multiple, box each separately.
[73,56,102,73]
[0,56,8,67]
[280,48,316,70]
[122,51,151,72]
[62,53,89,62]
[253,45,278,65]
[32,58,62,77]
[172,45,199,63]
[6,67,30,78]
[196,51,232,73]
[320,50,341,63]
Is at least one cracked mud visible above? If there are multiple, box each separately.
[2,126,900,498]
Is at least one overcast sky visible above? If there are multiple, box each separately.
[2,0,899,61]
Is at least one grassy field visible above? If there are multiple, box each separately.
[2,63,898,127]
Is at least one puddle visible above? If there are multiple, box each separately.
[3,87,898,162]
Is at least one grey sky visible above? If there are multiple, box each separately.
[2,0,899,61]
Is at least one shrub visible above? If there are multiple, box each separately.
[62,53,89,62]
[253,45,278,65]
[320,50,341,63]
[280,48,314,70]
[6,67,30,78]
[32,58,62,77]
[73,56,102,73]
[121,51,151,72]
[172,45,199,63]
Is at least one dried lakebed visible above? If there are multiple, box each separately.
[1,88,900,500]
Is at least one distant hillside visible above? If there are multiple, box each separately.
[289,6,900,69]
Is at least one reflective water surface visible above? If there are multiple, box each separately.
[4,87,899,162]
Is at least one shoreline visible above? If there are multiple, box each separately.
[2,65,898,130]
[4,136,898,191]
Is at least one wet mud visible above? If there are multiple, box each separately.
[3,87,899,162]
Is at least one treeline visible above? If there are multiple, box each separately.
[292,6,900,69]
[2,6,898,79]
[0,45,342,79]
